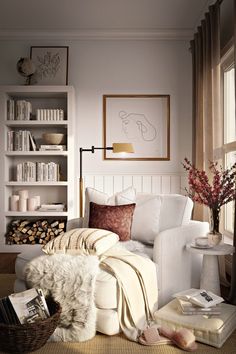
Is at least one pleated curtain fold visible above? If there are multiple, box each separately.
[190,1,222,221]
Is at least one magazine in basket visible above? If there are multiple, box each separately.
[8,288,50,324]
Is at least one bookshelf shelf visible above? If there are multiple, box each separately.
[5,181,68,186]
[5,211,68,217]
[5,120,68,127]
[5,151,68,156]
[0,85,76,250]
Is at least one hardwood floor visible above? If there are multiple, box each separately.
[0,253,19,273]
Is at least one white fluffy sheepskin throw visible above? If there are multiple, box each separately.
[25,254,99,342]
[117,240,150,258]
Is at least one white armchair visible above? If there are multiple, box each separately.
[67,193,209,308]
[14,191,209,336]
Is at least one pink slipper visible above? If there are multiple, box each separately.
[159,326,198,352]
[138,326,172,346]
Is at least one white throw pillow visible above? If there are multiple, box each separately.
[131,194,162,244]
[83,186,136,227]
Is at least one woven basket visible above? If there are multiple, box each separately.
[0,297,61,353]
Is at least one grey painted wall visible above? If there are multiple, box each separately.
[0,38,192,176]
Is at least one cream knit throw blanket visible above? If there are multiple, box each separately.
[101,247,158,341]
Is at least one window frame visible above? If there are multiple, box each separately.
[221,41,235,239]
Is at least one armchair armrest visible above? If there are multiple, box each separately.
[153,221,209,307]
[66,217,84,231]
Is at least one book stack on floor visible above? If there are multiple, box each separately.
[173,288,224,316]
[0,288,50,325]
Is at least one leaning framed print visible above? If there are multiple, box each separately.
[30,46,69,85]
[103,94,170,160]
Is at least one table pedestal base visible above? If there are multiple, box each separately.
[200,255,220,295]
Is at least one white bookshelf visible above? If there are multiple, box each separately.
[0,85,76,251]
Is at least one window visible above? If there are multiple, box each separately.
[224,67,235,145]
[222,47,235,237]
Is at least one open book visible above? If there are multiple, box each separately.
[173,288,224,308]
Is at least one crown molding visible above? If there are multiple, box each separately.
[0,28,193,41]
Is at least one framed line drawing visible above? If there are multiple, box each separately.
[103,94,170,160]
[30,46,69,85]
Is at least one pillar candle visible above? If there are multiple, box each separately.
[27,198,36,211]
[18,190,29,199]
[19,198,27,212]
[33,195,41,208]
[10,195,19,211]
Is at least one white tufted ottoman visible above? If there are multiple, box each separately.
[155,298,236,348]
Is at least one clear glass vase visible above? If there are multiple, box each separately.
[207,207,223,246]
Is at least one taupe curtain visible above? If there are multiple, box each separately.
[190,1,222,221]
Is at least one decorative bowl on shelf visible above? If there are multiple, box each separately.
[42,133,65,145]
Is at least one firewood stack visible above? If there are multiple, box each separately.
[5,219,66,245]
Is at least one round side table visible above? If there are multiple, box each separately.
[186,243,235,296]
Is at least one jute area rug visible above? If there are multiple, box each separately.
[0,274,236,354]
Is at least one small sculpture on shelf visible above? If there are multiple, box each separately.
[16,57,36,85]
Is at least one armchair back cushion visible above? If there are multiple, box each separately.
[158,194,193,232]
[128,194,162,244]
[82,187,193,245]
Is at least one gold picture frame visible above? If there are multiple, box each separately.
[103,94,170,160]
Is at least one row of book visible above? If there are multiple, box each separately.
[0,288,50,325]
[7,99,65,121]
[7,130,36,151]
[7,100,32,120]
[173,288,224,315]
[36,109,64,121]
[16,161,60,182]
[7,131,67,152]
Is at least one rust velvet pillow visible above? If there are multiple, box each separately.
[88,202,136,241]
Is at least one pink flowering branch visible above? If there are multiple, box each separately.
[182,158,236,209]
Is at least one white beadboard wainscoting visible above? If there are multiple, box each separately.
[84,174,188,195]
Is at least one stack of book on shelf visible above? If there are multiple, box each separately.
[38,203,65,212]
[7,100,32,120]
[39,145,67,151]
[7,130,36,151]
[36,109,64,121]
[16,161,60,182]
[173,288,224,315]
[0,288,50,325]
